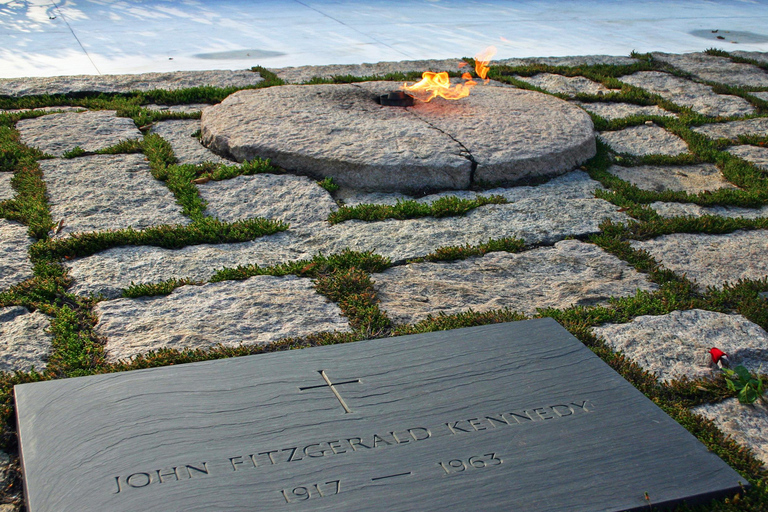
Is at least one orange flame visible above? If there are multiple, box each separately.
[401,46,496,102]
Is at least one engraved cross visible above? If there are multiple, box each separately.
[299,370,360,414]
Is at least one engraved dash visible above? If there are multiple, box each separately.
[371,472,411,481]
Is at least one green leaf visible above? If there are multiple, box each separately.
[735,364,753,382]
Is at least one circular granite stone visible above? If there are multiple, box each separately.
[202,82,595,193]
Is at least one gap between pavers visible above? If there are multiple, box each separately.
[0,219,33,290]
[0,306,52,373]
[16,110,142,157]
[94,275,351,362]
[630,230,768,291]
[373,240,657,326]
[150,119,230,166]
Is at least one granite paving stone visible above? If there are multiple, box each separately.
[16,110,142,157]
[653,52,768,88]
[692,118,768,141]
[606,164,737,193]
[198,174,337,229]
[599,125,689,156]
[0,220,33,290]
[150,119,230,165]
[40,154,189,237]
[592,309,768,382]
[0,70,263,97]
[651,202,768,219]
[631,230,768,290]
[619,71,755,117]
[727,145,768,170]
[0,306,52,373]
[572,101,676,120]
[274,59,465,84]
[373,240,656,325]
[694,399,768,465]
[0,106,85,114]
[514,73,621,97]
[94,275,351,361]
[495,55,638,67]
[143,104,211,114]
[0,173,13,201]
[750,92,768,102]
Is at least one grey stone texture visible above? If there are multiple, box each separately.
[143,104,211,114]
[727,145,768,170]
[16,110,142,157]
[652,52,768,88]
[731,51,768,64]
[198,174,337,229]
[514,73,621,97]
[202,82,595,192]
[373,240,657,325]
[692,118,768,141]
[619,71,755,117]
[94,275,351,361]
[599,124,689,156]
[572,101,676,121]
[0,70,263,97]
[40,154,189,237]
[0,173,13,201]
[651,201,768,219]
[631,230,768,290]
[694,399,768,465]
[0,106,85,114]
[0,306,52,372]
[150,119,229,165]
[593,309,768,382]
[0,220,33,290]
[607,164,737,193]
[751,91,768,102]
[495,55,638,67]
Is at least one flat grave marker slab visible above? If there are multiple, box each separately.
[15,319,744,511]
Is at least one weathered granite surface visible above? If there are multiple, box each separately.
[374,240,656,325]
[150,119,229,165]
[143,104,211,114]
[651,202,768,219]
[572,101,676,120]
[692,118,768,141]
[653,52,768,88]
[0,220,33,290]
[199,174,337,229]
[694,399,768,465]
[0,306,52,373]
[607,164,737,193]
[0,173,13,201]
[202,82,595,192]
[631,230,768,290]
[515,74,620,97]
[599,125,689,156]
[16,110,141,157]
[0,106,85,114]
[593,309,768,382]
[619,71,755,117]
[273,59,466,84]
[495,55,638,67]
[0,70,263,97]
[40,154,189,237]
[751,91,768,102]
[727,145,768,170]
[94,275,351,361]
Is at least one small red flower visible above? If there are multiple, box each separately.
[710,347,727,364]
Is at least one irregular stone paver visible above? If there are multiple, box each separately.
[0,70,263,97]
[620,71,755,117]
[631,230,768,290]
[515,74,620,97]
[694,399,768,465]
[202,82,595,192]
[727,145,768,170]
[144,104,211,114]
[652,201,768,219]
[274,59,465,84]
[751,92,768,102]
[198,174,336,229]
[94,275,351,361]
[0,306,52,372]
[16,110,141,157]
[573,101,676,120]
[607,164,737,193]
[150,120,229,165]
[373,240,657,325]
[692,118,768,140]
[653,52,768,88]
[732,51,768,64]
[0,220,33,290]
[40,154,189,237]
[592,309,768,382]
[496,55,638,67]
[0,173,13,201]
[0,106,85,114]
[599,125,689,156]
